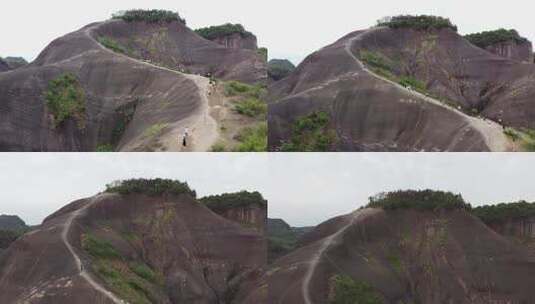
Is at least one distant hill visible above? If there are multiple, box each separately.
[268,59,296,81]
[267,218,312,262]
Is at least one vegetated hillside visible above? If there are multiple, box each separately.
[3,56,28,70]
[268,59,296,81]
[0,214,28,231]
[0,9,266,152]
[268,15,535,152]
[200,191,268,232]
[465,29,533,62]
[267,218,313,262]
[261,190,535,303]
[195,23,258,51]
[0,179,267,304]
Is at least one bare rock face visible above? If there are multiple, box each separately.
[0,192,266,303]
[217,205,267,233]
[484,40,534,62]
[262,208,535,304]
[211,32,258,50]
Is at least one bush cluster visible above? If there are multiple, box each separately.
[367,190,471,211]
[105,178,196,197]
[113,9,186,24]
[464,29,529,48]
[45,73,86,128]
[195,23,254,40]
[97,36,129,54]
[234,123,268,152]
[234,98,267,118]
[224,81,266,99]
[280,111,337,152]
[378,15,458,32]
[200,191,267,213]
[472,201,535,225]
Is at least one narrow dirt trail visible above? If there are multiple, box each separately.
[302,209,377,304]
[61,194,125,304]
[345,29,512,152]
[84,23,218,152]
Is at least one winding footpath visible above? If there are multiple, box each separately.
[84,23,218,152]
[61,194,125,304]
[302,209,376,304]
[345,29,511,152]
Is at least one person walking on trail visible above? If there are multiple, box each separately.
[182,127,190,147]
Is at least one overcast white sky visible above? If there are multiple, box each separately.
[1,0,534,64]
[1,153,535,227]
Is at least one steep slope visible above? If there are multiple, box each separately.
[265,207,535,304]
[0,185,266,303]
[0,11,265,152]
[268,19,535,151]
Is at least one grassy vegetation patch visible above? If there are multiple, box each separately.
[82,234,121,259]
[329,275,383,304]
[143,123,168,138]
[97,36,129,54]
[465,29,529,48]
[105,178,196,197]
[280,111,337,152]
[398,76,427,93]
[45,73,86,128]
[210,142,227,152]
[503,127,535,151]
[234,123,267,152]
[200,191,267,213]
[359,50,395,74]
[113,9,185,24]
[367,190,471,211]
[195,23,253,40]
[257,47,268,62]
[378,15,457,31]
[224,81,266,99]
[233,98,267,118]
[96,144,115,152]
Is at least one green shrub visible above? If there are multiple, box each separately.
[195,23,253,40]
[82,234,121,259]
[97,36,128,54]
[378,15,457,31]
[105,178,196,197]
[465,29,529,48]
[234,123,267,152]
[280,111,337,152]
[504,128,520,141]
[112,98,141,144]
[234,98,267,118]
[45,73,86,128]
[330,275,383,304]
[359,50,395,77]
[224,81,266,99]
[472,201,535,225]
[211,142,227,152]
[113,9,185,24]
[200,191,267,213]
[367,190,471,211]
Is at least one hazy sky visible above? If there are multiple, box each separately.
[2,153,535,227]
[1,0,534,64]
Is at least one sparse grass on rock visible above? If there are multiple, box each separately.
[329,275,383,304]
[224,81,266,99]
[45,73,86,129]
[97,36,129,55]
[233,98,267,118]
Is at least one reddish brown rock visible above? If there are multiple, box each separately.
[484,40,533,62]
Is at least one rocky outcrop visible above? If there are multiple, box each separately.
[211,32,258,50]
[218,205,267,233]
[260,207,535,303]
[484,40,533,62]
[0,190,266,303]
